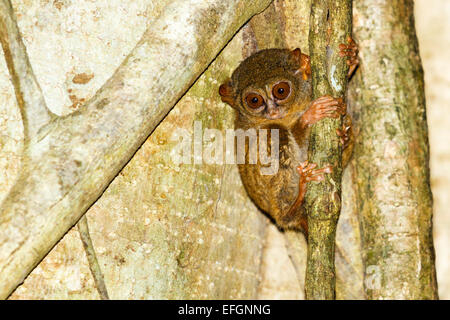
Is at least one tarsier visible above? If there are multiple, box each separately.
[219,37,358,237]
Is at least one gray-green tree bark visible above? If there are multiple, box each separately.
[348,0,438,299]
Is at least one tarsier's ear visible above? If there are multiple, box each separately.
[219,79,235,107]
[291,48,311,80]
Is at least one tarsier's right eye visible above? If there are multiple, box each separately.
[245,93,264,109]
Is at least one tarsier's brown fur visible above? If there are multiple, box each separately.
[219,40,357,237]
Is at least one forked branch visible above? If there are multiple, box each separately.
[0,0,54,142]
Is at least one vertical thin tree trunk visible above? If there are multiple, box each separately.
[305,0,352,300]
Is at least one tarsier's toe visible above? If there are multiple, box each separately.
[339,37,359,78]
[298,162,333,181]
[296,161,316,174]
[336,122,352,148]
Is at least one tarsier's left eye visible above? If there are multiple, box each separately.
[272,82,291,100]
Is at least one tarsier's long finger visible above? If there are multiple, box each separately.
[309,165,333,176]
[336,129,347,145]
[296,161,309,173]
[314,98,342,107]
[319,105,345,116]
[298,162,317,174]
[324,113,340,119]
[315,101,340,109]
[339,44,358,57]
[316,97,342,104]
[339,47,358,56]
[313,95,335,102]
[312,108,341,120]
[305,174,325,183]
[339,43,348,49]
[339,48,357,56]
[304,162,318,172]
[318,96,339,102]
[346,35,357,48]
[301,164,333,182]
[321,106,340,113]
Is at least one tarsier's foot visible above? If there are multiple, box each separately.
[339,36,359,78]
[336,120,352,149]
[286,161,333,215]
[296,160,333,184]
[284,161,333,236]
[300,95,346,127]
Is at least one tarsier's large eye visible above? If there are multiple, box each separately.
[245,93,264,109]
[272,82,291,100]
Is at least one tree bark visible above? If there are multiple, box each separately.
[304,0,352,300]
[0,0,439,300]
[349,0,438,299]
[0,0,272,299]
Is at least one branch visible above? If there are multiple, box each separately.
[0,0,272,299]
[304,0,351,300]
[78,216,109,300]
[0,0,54,141]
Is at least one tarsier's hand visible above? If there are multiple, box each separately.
[300,95,346,128]
[339,36,359,78]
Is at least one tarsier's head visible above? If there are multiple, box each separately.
[219,48,311,124]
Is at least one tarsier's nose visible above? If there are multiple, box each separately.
[266,99,281,119]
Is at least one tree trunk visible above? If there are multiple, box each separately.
[349,0,438,299]
[304,0,352,300]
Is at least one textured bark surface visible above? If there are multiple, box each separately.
[0,0,443,300]
[349,0,438,299]
[304,0,352,300]
[0,0,272,299]
[415,0,450,299]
